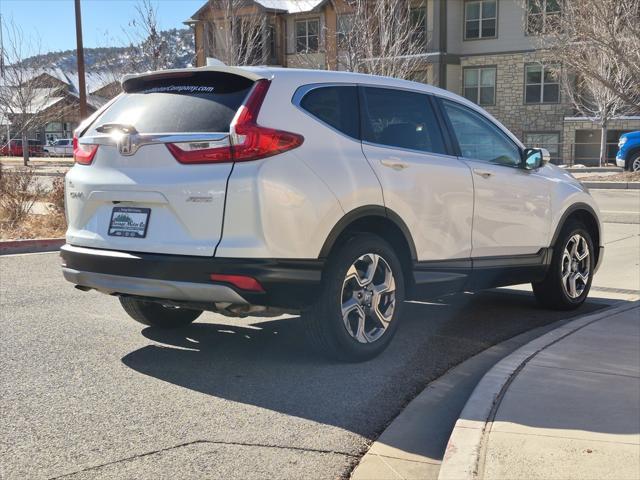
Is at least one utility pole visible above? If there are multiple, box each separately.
[74,0,88,119]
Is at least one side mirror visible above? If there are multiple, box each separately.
[523,148,550,170]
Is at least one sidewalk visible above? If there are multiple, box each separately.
[439,301,640,480]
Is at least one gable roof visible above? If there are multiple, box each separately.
[185,0,325,22]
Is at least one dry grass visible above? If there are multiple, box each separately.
[585,171,640,182]
[0,164,67,240]
[0,211,66,240]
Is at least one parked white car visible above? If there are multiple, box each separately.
[44,138,74,157]
[61,66,603,361]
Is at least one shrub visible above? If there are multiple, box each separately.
[48,177,66,216]
[0,165,47,227]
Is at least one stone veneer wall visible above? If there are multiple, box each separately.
[459,52,574,148]
[562,117,640,165]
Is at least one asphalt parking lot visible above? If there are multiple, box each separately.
[0,252,610,480]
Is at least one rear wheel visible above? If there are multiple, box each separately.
[120,297,202,328]
[304,233,405,362]
[533,220,594,310]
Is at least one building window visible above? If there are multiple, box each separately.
[526,0,561,35]
[410,7,427,48]
[464,0,497,40]
[337,14,354,49]
[295,18,320,53]
[525,132,560,160]
[525,64,560,103]
[463,67,496,105]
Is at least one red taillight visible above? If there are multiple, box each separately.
[73,136,98,165]
[209,274,265,293]
[166,142,232,164]
[165,79,303,165]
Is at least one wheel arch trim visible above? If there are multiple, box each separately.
[551,202,602,270]
[318,205,418,260]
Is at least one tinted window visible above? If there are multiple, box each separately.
[300,86,359,139]
[442,100,521,167]
[361,87,446,154]
[87,72,253,134]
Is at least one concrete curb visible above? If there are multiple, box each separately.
[0,238,65,255]
[581,181,640,189]
[437,300,640,480]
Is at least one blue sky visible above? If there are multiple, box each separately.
[1,0,204,56]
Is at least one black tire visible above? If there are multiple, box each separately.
[627,153,640,172]
[303,233,405,362]
[119,297,202,328]
[533,220,595,310]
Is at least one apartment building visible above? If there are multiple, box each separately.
[185,0,640,165]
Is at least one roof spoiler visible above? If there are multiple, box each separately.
[121,66,268,93]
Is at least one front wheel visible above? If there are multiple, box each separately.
[533,220,594,310]
[304,233,405,362]
[628,153,640,172]
[120,297,202,328]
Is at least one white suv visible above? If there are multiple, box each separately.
[61,66,603,361]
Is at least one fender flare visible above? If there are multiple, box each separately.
[318,205,418,260]
[550,202,601,247]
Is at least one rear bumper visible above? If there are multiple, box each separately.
[60,244,324,309]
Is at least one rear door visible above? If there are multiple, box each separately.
[359,86,474,262]
[66,70,259,256]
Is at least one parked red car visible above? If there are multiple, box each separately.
[0,139,44,157]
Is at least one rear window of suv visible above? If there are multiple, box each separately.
[86,72,254,135]
[299,86,359,139]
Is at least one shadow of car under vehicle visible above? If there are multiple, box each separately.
[121,290,606,449]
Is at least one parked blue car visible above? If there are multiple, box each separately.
[616,131,640,171]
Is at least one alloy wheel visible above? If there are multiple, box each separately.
[340,253,396,343]
[561,234,590,299]
[632,156,640,172]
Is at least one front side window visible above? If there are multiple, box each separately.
[299,86,359,139]
[464,0,497,39]
[361,87,446,154]
[525,132,560,159]
[527,0,561,35]
[442,99,521,167]
[463,67,496,105]
[525,64,560,104]
[296,19,320,53]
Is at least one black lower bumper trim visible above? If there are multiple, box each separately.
[60,245,324,309]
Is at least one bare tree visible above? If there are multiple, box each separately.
[0,18,59,165]
[333,0,429,80]
[203,0,273,66]
[529,0,640,110]
[126,0,171,71]
[559,63,634,166]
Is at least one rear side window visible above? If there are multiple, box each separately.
[87,72,254,134]
[361,87,446,154]
[299,86,359,139]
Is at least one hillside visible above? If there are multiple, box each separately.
[19,28,195,73]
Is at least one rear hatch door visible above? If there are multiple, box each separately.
[67,68,262,256]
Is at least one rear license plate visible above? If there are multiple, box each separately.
[108,207,150,238]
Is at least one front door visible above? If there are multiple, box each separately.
[439,99,552,259]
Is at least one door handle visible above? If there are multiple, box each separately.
[473,168,493,178]
[381,159,409,171]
